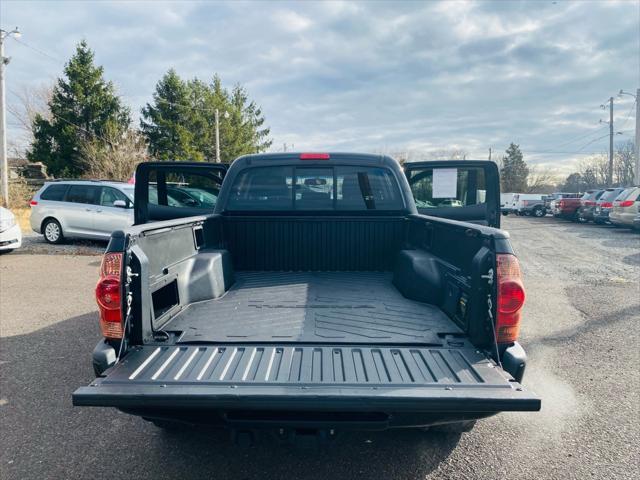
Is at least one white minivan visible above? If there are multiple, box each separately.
[30,181,135,243]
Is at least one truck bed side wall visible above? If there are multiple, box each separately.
[127,213,495,347]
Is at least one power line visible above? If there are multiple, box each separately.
[574,133,612,153]
[545,125,609,150]
[617,101,637,131]
[10,37,61,63]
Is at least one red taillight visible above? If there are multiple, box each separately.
[30,200,38,206]
[619,200,634,207]
[495,254,526,344]
[300,153,330,160]
[96,252,124,339]
[601,202,613,208]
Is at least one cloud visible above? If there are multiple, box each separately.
[272,9,312,32]
[2,0,637,176]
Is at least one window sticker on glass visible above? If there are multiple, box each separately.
[432,168,458,198]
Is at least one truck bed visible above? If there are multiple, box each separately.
[166,272,462,345]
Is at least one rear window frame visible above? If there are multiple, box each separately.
[223,164,408,215]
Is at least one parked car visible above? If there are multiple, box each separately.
[609,186,640,229]
[514,194,547,217]
[0,207,22,253]
[577,189,605,222]
[546,192,580,212]
[633,213,640,231]
[552,195,583,220]
[593,187,626,224]
[30,180,136,243]
[73,155,539,441]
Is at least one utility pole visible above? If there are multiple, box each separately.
[488,147,492,161]
[0,28,21,207]
[214,108,220,163]
[619,88,639,185]
[608,96,614,187]
[635,88,640,185]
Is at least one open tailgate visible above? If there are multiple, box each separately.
[73,344,540,412]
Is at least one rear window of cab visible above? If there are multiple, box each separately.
[225,166,404,211]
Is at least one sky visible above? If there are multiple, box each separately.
[2,0,639,177]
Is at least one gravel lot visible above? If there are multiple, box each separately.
[1,216,638,480]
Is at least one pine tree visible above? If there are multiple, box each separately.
[140,69,203,161]
[141,71,272,163]
[27,41,131,177]
[500,143,529,192]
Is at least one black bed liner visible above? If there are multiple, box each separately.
[166,272,461,344]
[73,343,540,412]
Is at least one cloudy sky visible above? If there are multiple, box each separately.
[2,0,638,175]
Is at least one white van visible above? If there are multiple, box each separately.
[501,193,516,214]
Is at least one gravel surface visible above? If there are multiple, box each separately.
[0,216,638,479]
[17,232,106,256]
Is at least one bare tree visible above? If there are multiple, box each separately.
[614,141,635,187]
[574,144,635,188]
[526,166,557,193]
[78,129,149,181]
[577,155,608,187]
[6,83,54,154]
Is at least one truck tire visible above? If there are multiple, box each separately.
[42,218,64,244]
[533,206,545,217]
[429,420,476,433]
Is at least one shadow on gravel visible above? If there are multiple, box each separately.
[537,288,640,346]
[0,313,461,480]
[622,252,640,266]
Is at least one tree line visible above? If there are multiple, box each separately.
[26,41,272,179]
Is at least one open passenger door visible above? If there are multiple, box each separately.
[134,162,228,225]
[404,161,500,228]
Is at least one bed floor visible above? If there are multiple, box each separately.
[168,271,462,344]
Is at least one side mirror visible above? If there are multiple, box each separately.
[113,200,128,208]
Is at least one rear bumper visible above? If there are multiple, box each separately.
[593,211,610,222]
[578,206,595,220]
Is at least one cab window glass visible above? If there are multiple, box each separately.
[409,167,486,209]
[227,166,294,210]
[148,170,221,209]
[226,166,403,211]
[295,168,333,210]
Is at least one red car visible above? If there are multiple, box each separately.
[552,196,583,220]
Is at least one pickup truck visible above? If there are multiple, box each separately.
[73,154,540,442]
[514,195,547,217]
